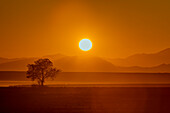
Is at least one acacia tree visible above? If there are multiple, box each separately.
[26,58,60,86]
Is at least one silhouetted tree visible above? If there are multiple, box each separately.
[26,58,60,86]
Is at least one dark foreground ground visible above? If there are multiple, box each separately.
[1,87,170,113]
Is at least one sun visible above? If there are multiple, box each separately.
[79,39,92,51]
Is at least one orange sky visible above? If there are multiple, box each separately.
[0,0,170,58]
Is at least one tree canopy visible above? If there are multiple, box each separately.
[26,58,60,86]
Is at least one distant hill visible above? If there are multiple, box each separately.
[0,55,116,72]
[53,56,115,72]
[53,55,170,72]
[43,54,66,61]
[107,48,170,67]
[0,58,38,71]
[1,49,170,72]
[0,57,21,64]
[0,54,66,71]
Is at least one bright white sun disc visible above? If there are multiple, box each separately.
[79,39,92,51]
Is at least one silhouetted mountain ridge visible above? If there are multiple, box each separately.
[107,48,170,67]
[43,54,66,60]
[53,56,115,72]
[0,57,22,64]
[0,48,170,72]
[0,58,38,71]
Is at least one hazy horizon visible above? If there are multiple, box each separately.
[0,47,170,59]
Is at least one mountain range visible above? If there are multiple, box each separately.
[0,48,170,72]
[106,48,170,67]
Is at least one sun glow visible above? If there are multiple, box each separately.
[79,39,92,51]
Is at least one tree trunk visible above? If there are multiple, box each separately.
[41,79,44,86]
[41,81,44,86]
[41,69,44,86]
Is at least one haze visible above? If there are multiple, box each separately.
[0,0,170,58]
